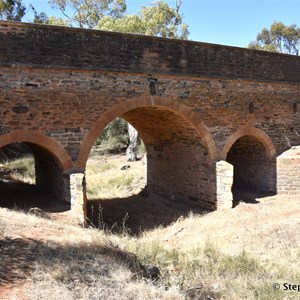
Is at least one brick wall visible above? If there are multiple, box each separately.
[1,21,300,222]
[1,21,300,82]
[122,106,215,209]
[1,66,299,160]
[226,135,277,193]
[30,143,70,203]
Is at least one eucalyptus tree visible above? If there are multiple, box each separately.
[0,0,26,21]
[96,0,189,39]
[48,0,126,28]
[249,21,300,55]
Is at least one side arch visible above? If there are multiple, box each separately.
[220,126,276,160]
[77,95,216,168]
[0,130,73,170]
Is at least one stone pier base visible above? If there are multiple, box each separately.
[70,172,87,225]
[216,160,233,209]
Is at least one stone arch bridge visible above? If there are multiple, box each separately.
[1,21,300,224]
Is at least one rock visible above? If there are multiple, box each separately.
[142,265,161,281]
[28,207,49,219]
[120,165,130,170]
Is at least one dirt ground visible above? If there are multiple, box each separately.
[1,155,300,299]
[1,191,300,299]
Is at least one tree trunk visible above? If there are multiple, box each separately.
[126,122,138,161]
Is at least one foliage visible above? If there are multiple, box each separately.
[97,0,189,39]
[97,13,145,34]
[42,15,71,26]
[35,15,70,26]
[31,5,70,26]
[45,0,189,39]
[48,0,126,28]
[98,117,129,148]
[93,118,146,157]
[249,21,300,55]
[0,0,26,21]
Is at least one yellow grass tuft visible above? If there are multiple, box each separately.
[3,155,35,184]
[86,154,145,199]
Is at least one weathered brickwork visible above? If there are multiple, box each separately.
[70,173,86,224]
[1,21,300,222]
[216,161,233,209]
[226,136,276,193]
[1,21,300,82]
[277,147,300,195]
[31,143,70,203]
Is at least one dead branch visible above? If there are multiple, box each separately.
[163,227,184,241]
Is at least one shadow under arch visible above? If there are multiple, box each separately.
[220,126,277,206]
[0,130,73,212]
[77,96,217,168]
[81,96,218,233]
[0,130,73,170]
[220,126,276,160]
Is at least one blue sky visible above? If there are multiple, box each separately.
[22,0,300,48]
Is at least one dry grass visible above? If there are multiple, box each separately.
[86,154,146,199]
[1,156,35,184]
[1,154,300,299]
[116,200,300,299]
[0,208,182,300]
[2,195,300,299]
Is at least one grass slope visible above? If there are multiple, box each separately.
[1,152,300,299]
[1,193,300,299]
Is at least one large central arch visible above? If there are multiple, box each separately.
[78,96,216,167]
[79,96,217,210]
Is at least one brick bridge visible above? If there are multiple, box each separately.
[1,21,300,224]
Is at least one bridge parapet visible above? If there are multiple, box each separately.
[1,21,300,82]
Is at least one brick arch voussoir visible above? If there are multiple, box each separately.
[0,130,73,171]
[220,126,276,160]
[77,96,217,169]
